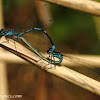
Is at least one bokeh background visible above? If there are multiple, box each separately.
[1,0,100,100]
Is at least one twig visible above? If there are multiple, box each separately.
[0,36,100,95]
[62,54,100,67]
[0,50,28,63]
[44,0,100,16]
[1,51,100,67]
[43,53,100,68]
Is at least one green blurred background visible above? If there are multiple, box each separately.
[2,0,100,100]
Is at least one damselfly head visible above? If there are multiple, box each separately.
[47,46,56,54]
[5,29,15,36]
[0,29,4,33]
[47,48,52,54]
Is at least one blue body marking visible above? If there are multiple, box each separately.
[0,28,63,64]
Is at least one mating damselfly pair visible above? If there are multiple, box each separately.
[1,28,100,92]
[0,28,63,64]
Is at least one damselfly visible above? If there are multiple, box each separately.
[0,28,63,64]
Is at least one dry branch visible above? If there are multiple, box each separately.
[0,50,28,63]
[0,36,100,95]
[43,53,100,68]
[62,54,100,68]
[44,0,100,16]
